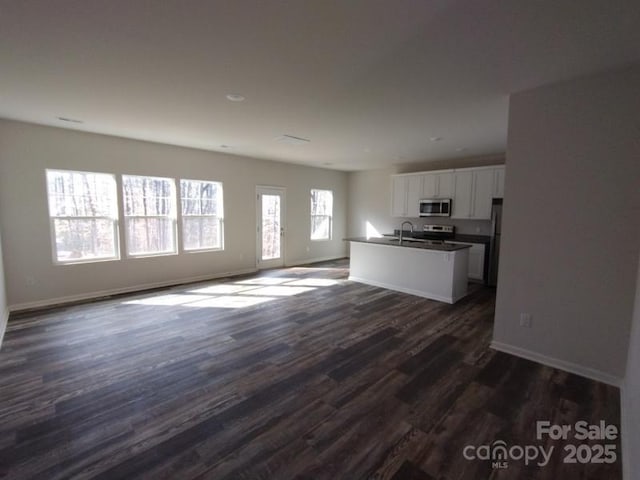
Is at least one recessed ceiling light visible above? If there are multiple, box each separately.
[429,136,443,142]
[323,162,333,166]
[275,134,310,145]
[220,144,233,149]
[456,147,467,152]
[57,116,83,124]
[225,94,245,102]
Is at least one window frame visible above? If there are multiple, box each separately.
[179,178,225,253]
[310,188,334,241]
[122,174,178,258]
[46,168,120,265]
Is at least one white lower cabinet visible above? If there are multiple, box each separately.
[448,242,485,281]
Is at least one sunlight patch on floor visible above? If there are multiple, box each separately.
[125,294,212,306]
[235,277,296,285]
[122,275,342,310]
[235,285,316,297]
[184,295,277,309]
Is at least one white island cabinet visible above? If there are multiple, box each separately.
[348,239,470,304]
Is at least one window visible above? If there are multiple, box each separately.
[180,179,224,251]
[123,175,177,256]
[310,189,333,240]
[46,169,119,263]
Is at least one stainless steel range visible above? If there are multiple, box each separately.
[421,224,455,241]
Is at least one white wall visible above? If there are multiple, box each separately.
[623,257,640,480]
[0,120,348,309]
[347,167,398,238]
[493,64,640,383]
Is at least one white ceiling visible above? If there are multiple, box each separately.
[1,1,639,171]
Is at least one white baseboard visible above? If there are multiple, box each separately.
[348,275,455,304]
[285,255,347,267]
[490,340,622,387]
[9,268,258,312]
[0,308,8,351]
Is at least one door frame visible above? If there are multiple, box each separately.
[256,185,286,269]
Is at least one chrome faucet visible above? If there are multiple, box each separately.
[399,221,414,245]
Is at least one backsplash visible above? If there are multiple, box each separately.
[407,218,492,235]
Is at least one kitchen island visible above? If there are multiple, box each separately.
[346,237,471,304]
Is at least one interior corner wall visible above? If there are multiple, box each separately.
[623,256,640,480]
[0,120,348,309]
[492,64,640,382]
[347,167,398,238]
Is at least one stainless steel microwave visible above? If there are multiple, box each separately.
[419,198,452,217]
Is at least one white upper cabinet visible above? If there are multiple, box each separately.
[452,170,473,218]
[452,167,499,219]
[391,176,408,217]
[493,165,505,198]
[472,169,494,219]
[422,174,438,198]
[423,171,454,199]
[391,174,425,217]
[436,172,454,198]
[406,175,423,217]
[392,165,504,219]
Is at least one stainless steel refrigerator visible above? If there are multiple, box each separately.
[489,199,502,286]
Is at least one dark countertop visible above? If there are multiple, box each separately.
[392,230,491,244]
[344,237,472,252]
[451,234,491,244]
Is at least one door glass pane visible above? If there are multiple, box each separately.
[261,194,281,260]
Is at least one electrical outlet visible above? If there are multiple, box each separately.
[306,246,310,252]
[26,276,36,286]
[519,313,532,328]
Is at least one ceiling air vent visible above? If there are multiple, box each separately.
[275,134,310,145]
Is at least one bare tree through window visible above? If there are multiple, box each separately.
[123,175,176,255]
[261,194,281,260]
[181,179,224,251]
[310,189,333,240]
[46,169,119,263]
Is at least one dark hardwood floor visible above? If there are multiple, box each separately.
[0,259,621,479]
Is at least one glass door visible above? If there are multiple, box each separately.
[256,186,285,268]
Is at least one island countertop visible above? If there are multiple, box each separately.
[344,236,472,252]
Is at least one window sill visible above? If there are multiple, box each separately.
[54,256,120,266]
[183,248,225,254]
[127,251,179,259]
